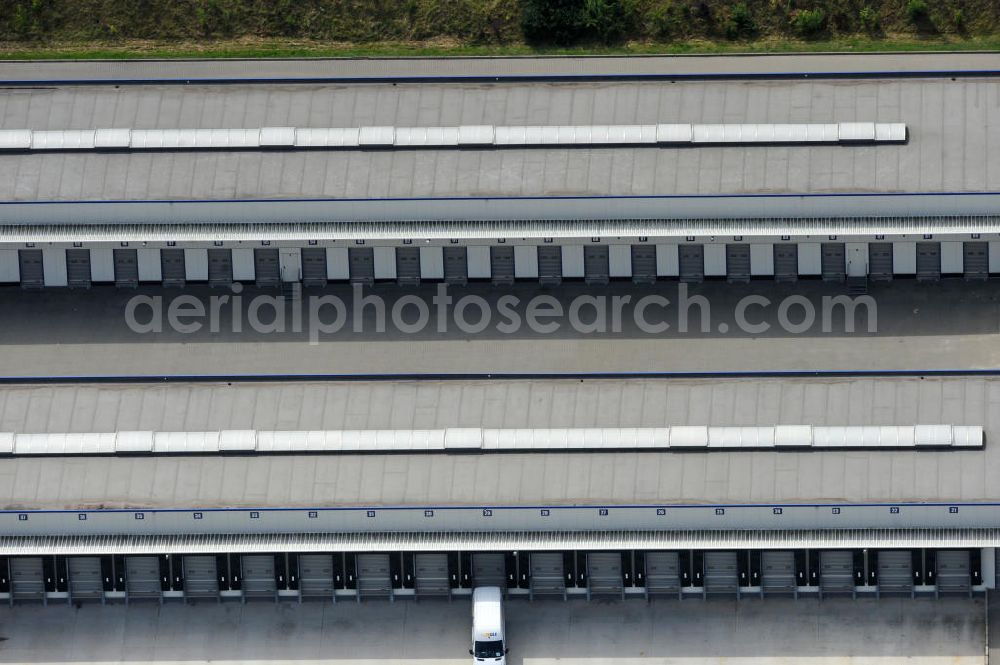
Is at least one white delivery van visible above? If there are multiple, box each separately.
[470,586,507,664]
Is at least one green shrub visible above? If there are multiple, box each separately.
[725,1,756,39]
[644,0,695,40]
[580,0,634,44]
[791,8,825,38]
[952,8,965,32]
[521,0,585,45]
[905,0,928,23]
[859,5,879,34]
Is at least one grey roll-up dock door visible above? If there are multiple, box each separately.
[18,250,44,289]
[125,556,162,603]
[66,249,91,289]
[760,551,797,598]
[443,246,468,286]
[182,555,219,601]
[876,551,914,598]
[584,245,610,285]
[725,244,751,284]
[299,554,336,601]
[821,243,846,282]
[414,553,451,600]
[631,245,657,284]
[472,553,506,590]
[529,553,566,601]
[241,555,277,601]
[395,247,421,286]
[207,248,233,287]
[868,243,893,281]
[703,552,740,599]
[773,245,798,282]
[113,249,139,288]
[964,242,988,281]
[490,246,515,285]
[537,246,562,287]
[586,552,624,600]
[356,554,393,602]
[300,248,328,287]
[644,552,681,600]
[10,557,45,604]
[160,249,186,288]
[936,550,972,597]
[254,249,280,288]
[679,245,704,283]
[349,247,375,285]
[68,556,104,604]
[916,242,941,281]
[819,551,856,599]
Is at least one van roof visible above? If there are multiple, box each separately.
[472,586,503,639]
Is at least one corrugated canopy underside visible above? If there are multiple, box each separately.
[1,529,997,554]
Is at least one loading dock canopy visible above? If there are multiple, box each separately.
[0,122,906,153]
[0,425,982,455]
[0,528,999,556]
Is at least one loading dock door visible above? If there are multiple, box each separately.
[916,242,941,281]
[869,243,893,281]
[395,247,421,286]
[537,246,563,287]
[725,245,751,284]
[678,245,704,283]
[644,551,681,599]
[876,551,914,598]
[241,555,277,600]
[821,243,846,282]
[125,556,162,602]
[443,246,468,286]
[584,245,610,285]
[529,553,566,600]
[819,551,856,599]
[18,250,44,289]
[207,249,233,287]
[160,249,186,288]
[936,550,971,596]
[113,249,139,288]
[254,249,280,288]
[349,247,375,285]
[760,551,797,598]
[472,553,506,589]
[586,552,624,600]
[299,554,336,600]
[773,245,798,282]
[183,555,219,600]
[66,249,92,289]
[631,245,657,284]
[414,553,451,599]
[703,552,740,598]
[964,242,988,281]
[356,554,393,601]
[68,557,104,603]
[10,557,45,603]
[300,248,328,287]
[490,246,515,285]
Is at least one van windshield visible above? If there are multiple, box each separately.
[474,640,504,658]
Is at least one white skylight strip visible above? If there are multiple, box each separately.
[0,122,906,152]
[0,424,978,455]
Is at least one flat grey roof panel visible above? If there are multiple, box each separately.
[0,78,989,205]
[0,376,995,509]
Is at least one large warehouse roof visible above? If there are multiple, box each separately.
[0,77,994,205]
[0,376,993,509]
